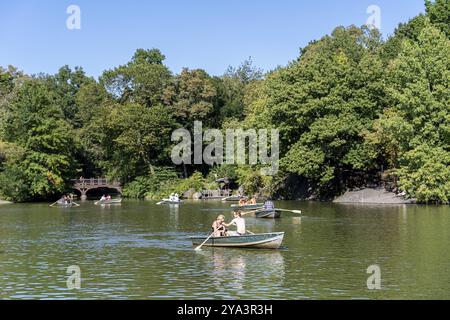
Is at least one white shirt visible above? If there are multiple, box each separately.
[230,217,246,235]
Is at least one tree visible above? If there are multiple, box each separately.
[0,79,77,200]
[425,0,450,38]
[100,103,176,182]
[101,49,172,107]
[249,26,385,195]
[163,68,217,125]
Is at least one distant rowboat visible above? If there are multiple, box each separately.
[254,209,281,219]
[190,232,284,249]
[50,201,79,208]
[231,203,264,211]
[157,199,182,205]
[94,198,122,205]
[221,195,241,202]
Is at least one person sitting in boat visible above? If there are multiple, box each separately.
[249,195,257,205]
[238,197,246,206]
[106,195,112,200]
[100,195,107,201]
[212,215,227,237]
[174,193,179,202]
[63,195,70,205]
[263,198,274,210]
[223,211,246,236]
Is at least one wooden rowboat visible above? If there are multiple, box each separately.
[221,195,241,202]
[157,199,183,205]
[50,201,79,208]
[254,209,281,219]
[190,232,284,249]
[231,203,264,211]
[95,198,122,205]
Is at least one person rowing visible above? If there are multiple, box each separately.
[248,195,257,205]
[223,211,246,236]
[212,215,228,237]
[263,198,275,210]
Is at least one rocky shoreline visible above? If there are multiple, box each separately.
[333,188,415,204]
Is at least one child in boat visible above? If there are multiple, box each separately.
[212,215,227,237]
[223,211,246,236]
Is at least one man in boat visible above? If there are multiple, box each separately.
[212,215,227,237]
[238,197,246,206]
[174,193,179,202]
[249,195,257,205]
[223,211,246,236]
[263,198,274,210]
[106,195,112,200]
[100,195,107,202]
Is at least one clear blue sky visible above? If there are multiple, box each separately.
[0,0,425,78]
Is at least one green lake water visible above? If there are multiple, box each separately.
[0,200,449,299]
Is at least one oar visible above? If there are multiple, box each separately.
[275,209,302,215]
[241,210,258,216]
[72,202,80,207]
[49,200,59,207]
[195,232,215,251]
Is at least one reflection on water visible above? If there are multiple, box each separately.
[0,200,449,299]
[207,249,285,295]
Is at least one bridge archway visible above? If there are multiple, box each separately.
[72,178,122,200]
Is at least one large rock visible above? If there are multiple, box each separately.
[192,192,203,200]
[0,199,12,205]
[183,188,196,199]
[333,188,415,204]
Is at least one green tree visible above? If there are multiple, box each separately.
[101,49,172,107]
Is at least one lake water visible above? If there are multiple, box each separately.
[0,200,449,299]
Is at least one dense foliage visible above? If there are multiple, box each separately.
[0,1,448,203]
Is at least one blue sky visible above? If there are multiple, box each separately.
[0,0,425,78]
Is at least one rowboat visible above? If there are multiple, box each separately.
[190,232,284,249]
[221,195,241,202]
[254,208,281,219]
[157,199,182,205]
[231,203,264,211]
[50,201,79,208]
[94,198,122,205]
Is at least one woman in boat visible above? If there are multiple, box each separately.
[223,211,246,236]
[212,215,227,237]
[249,195,257,205]
[238,197,246,206]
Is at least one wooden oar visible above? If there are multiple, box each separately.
[275,209,302,215]
[241,209,259,216]
[195,232,215,251]
[72,202,80,207]
[49,200,59,207]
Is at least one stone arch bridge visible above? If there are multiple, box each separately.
[72,178,122,200]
